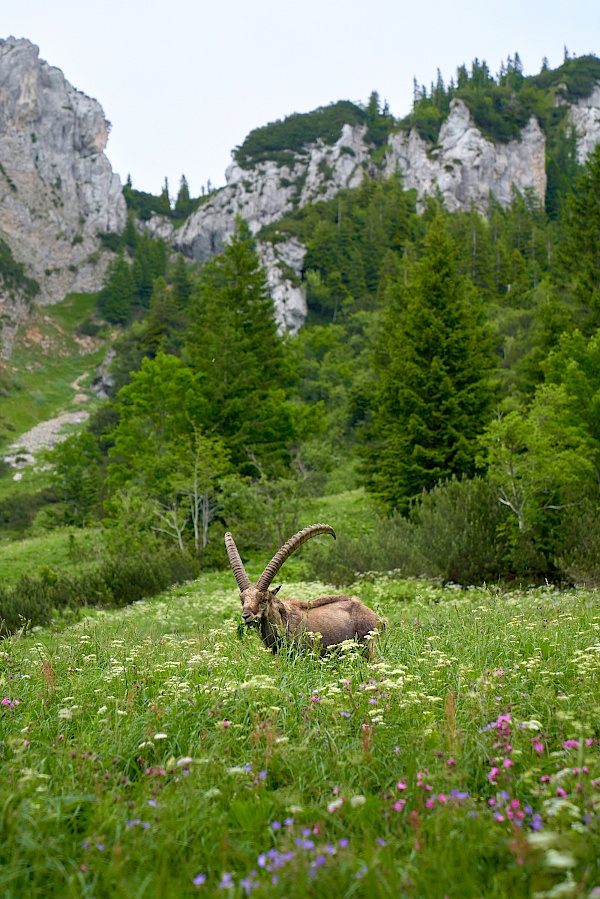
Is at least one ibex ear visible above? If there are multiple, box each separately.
[273,585,282,595]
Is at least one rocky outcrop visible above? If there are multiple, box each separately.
[0,37,126,355]
[569,83,600,163]
[257,238,307,334]
[385,99,547,214]
[146,123,370,260]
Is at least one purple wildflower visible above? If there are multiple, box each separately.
[339,838,349,848]
[193,874,206,887]
[531,813,543,832]
[219,872,234,888]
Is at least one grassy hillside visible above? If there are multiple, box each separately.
[1,574,599,896]
[0,292,107,445]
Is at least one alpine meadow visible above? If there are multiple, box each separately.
[2,42,600,897]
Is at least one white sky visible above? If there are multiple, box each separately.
[3,0,598,198]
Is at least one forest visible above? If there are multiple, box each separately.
[2,53,600,629]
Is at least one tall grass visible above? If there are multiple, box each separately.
[1,574,599,896]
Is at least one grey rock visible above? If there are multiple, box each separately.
[90,347,116,399]
[385,99,547,213]
[0,37,126,356]
[569,83,600,163]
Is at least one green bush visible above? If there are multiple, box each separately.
[0,550,201,636]
[306,476,509,586]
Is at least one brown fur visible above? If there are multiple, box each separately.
[240,586,386,654]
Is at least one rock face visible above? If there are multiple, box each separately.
[258,238,307,334]
[0,37,126,355]
[146,123,370,261]
[144,100,568,329]
[385,99,547,213]
[569,84,600,163]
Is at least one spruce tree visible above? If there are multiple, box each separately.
[97,257,136,324]
[361,215,496,511]
[186,216,295,472]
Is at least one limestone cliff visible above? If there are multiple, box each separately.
[385,100,547,213]
[0,37,125,355]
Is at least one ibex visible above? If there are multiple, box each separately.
[225,523,385,653]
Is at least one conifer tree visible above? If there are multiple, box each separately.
[97,257,136,324]
[171,254,193,307]
[360,215,496,511]
[186,216,296,472]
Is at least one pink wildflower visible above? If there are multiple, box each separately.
[533,742,544,753]
[503,759,514,768]
[397,781,407,790]
[425,799,434,809]
[391,800,405,812]
[563,740,580,749]
[489,767,500,784]
[556,787,567,798]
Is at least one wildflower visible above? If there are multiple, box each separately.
[425,799,434,809]
[391,800,405,812]
[531,813,543,831]
[397,781,407,790]
[295,838,315,850]
[533,742,544,753]
[556,787,567,798]
[446,757,455,767]
[437,794,448,803]
[147,800,157,807]
[350,795,366,807]
[219,872,234,888]
[154,733,167,740]
[450,789,469,800]
[222,720,230,728]
[177,757,193,767]
[339,711,352,718]
[327,798,344,813]
[488,767,500,784]
[562,740,580,750]
[377,838,387,846]
[193,874,206,886]
[95,843,105,851]
[503,759,514,768]
[271,821,281,830]
[339,838,349,848]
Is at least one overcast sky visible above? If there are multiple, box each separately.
[3,0,598,198]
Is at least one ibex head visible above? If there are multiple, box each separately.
[225,524,336,624]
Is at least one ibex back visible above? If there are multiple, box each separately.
[225,524,386,653]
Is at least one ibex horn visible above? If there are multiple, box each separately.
[256,523,336,592]
[225,532,252,592]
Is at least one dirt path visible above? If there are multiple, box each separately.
[5,410,90,469]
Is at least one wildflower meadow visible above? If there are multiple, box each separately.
[1,573,600,897]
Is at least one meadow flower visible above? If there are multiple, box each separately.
[193,874,206,886]
[391,800,405,812]
[562,740,580,750]
[397,781,407,790]
[338,838,349,848]
[154,733,167,740]
[219,873,234,888]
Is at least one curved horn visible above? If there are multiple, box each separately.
[256,523,336,592]
[225,532,252,592]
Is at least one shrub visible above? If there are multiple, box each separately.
[0,550,202,636]
[306,476,509,587]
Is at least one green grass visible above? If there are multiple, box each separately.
[1,573,600,897]
[0,528,96,585]
[0,292,107,447]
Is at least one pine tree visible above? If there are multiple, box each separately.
[171,254,193,307]
[186,216,295,472]
[360,215,496,511]
[558,144,600,328]
[174,175,192,219]
[97,257,136,324]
